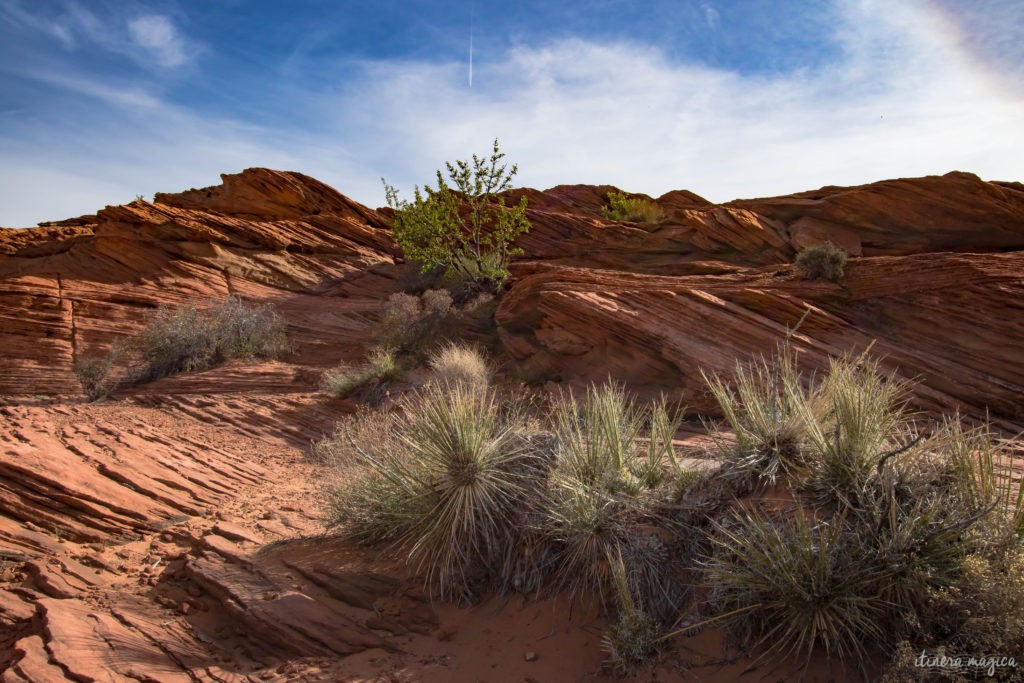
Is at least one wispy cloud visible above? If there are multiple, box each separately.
[127,14,188,68]
[1,1,196,70]
[0,0,1021,227]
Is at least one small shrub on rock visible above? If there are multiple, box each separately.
[320,348,402,400]
[428,343,490,389]
[602,191,664,223]
[794,241,847,281]
[73,342,125,402]
[133,296,290,382]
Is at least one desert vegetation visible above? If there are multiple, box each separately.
[320,344,1024,679]
[795,241,848,281]
[602,190,664,223]
[73,296,290,400]
[319,347,402,400]
[383,139,531,294]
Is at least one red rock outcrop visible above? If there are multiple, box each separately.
[1,167,1023,681]
[0,168,399,395]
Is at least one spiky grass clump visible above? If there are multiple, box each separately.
[706,511,886,668]
[328,382,539,600]
[319,362,367,398]
[800,354,911,507]
[551,383,684,493]
[602,551,664,676]
[795,241,847,282]
[132,296,290,382]
[940,419,1024,549]
[428,343,490,389]
[320,348,403,400]
[543,384,688,609]
[602,191,664,224]
[704,347,816,484]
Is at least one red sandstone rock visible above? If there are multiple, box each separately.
[0,168,1022,682]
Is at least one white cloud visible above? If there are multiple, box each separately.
[335,0,1022,202]
[127,15,187,68]
[1,0,1021,227]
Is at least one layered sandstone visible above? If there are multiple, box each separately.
[0,168,1023,681]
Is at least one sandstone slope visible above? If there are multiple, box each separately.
[1,167,1023,681]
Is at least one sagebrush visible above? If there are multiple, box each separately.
[795,241,848,281]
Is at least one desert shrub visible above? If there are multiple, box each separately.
[799,354,911,507]
[701,346,1024,677]
[542,384,689,613]
[602,191,664,223]
[795,241,847,282]
[883,548,1024,681]
[602,552,664,676]
[73,341,125,401]
[133,296,290,382]
[703,347,817,484]
[320,348,402,400]
[326,382,543,600]
[383,139,531,293]
[378,289,454,357]
[428,343,490,389]
[705,510,886,668]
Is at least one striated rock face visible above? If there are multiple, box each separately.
[496,252,1024,425]
[0,168,399,394]
[495,171,1024,426]
[0,167,1023,681]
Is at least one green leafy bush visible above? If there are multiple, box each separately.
[383,139,531,293]
[794,241,848,281]
[602,191,664,223]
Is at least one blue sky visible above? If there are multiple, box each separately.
[1,0,1022,227]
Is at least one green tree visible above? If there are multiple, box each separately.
[382,139,530,292]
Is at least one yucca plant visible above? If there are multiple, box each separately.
[551,383,685,493]
[704,510,886,670]
[800,354,910,507]
[703,346,816,483]
[552,383,644,491]
[329,382,536,600]
[940,418,1024,549]
[601,548,663,675]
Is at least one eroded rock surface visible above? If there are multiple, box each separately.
[0,168,1022,680]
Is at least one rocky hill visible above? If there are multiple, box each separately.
[0,167,1022,681]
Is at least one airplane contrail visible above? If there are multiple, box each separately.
[469,0,474,87]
